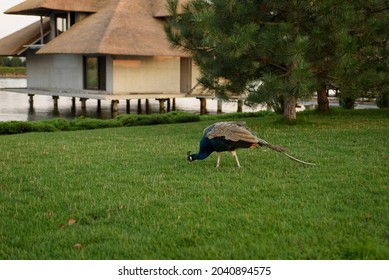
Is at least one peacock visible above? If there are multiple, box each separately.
[187,121,315,167]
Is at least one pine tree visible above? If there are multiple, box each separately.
[165,0,388,119]
[332,0,389,109]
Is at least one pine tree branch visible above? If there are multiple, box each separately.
[269,63,288,72]
[368,5,389,14]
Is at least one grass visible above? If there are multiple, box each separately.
[0,66,26,77]
[0,109,388,259]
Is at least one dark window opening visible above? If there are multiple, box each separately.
[83,56,106,90]
[180,57,192,93]
[55,13,76,36]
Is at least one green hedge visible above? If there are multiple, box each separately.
[0,111,200,135]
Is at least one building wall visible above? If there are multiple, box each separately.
[192,63,201,90]
[112,56,182,94]
[26,52,83,90]
[25,53,199,95]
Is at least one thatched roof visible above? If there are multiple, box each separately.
[0,18,50,56]
[1,0,190,57]
[152,0,190,17]
[5,0,189,17]
[37,0,189,56]
[5,0,106,16]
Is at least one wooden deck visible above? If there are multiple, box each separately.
[1,87,191,100]
[0,87,216,114]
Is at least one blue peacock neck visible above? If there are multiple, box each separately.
[192,135,215,160]
[192,149,212,160]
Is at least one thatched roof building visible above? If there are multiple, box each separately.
[0,0,207,107]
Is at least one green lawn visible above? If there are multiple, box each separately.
[0,109,388,259]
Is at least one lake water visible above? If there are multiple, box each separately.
[0,78,378,122]
[0,78,263,122]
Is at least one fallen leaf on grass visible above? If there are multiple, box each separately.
[73,243,82,250]
[68,218,76,226]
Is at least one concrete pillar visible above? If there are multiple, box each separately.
[137,99,142,114]
[28,94,34,105]
[71,97,76,112]
[145,99,150,114]
[217,99,223,114]
[237,99,243,112]
[157,99,166,114]
[172,98,176,111]
[52,96,59,109]
[111,100,119,113]
[126,99,130,113]
[198,97,207,115]
[167,98,171,112]
[80,98,88,110]
[28,94,35,113]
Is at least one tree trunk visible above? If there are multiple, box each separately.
[284,95,297,121]
[317,83,330,113]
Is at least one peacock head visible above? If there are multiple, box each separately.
[187,151,196,163]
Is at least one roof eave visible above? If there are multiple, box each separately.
[0,19,50,56]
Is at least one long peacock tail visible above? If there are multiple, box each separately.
[279,152,316,166]
[257,139,288,152]
[258,139,315,166]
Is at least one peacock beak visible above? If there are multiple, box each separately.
[187,151,193,163]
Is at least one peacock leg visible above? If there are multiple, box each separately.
[230,150,241,168]
[216,152,221,168]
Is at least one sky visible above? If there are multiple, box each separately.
[0,0,37,39]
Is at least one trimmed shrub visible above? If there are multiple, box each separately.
[0,122,31,135]
[376,92,389,108]
[43,118,71,131]
[70,117,122,130]
[0,121,57,135]
[115,111,200,127]
[29,122,57,133]
[166,111,200,123]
